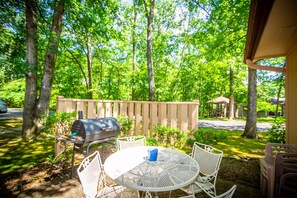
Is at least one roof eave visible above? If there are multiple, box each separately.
[244,0,275,63]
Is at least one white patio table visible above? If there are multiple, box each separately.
[104,146,199,197]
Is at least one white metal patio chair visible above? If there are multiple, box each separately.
[209,185,236,198]
[116,136,146,150]
[77,151,125,198]
[181,142,223,197]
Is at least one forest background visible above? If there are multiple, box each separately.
[0,0,284,118]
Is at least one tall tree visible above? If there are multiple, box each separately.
[131,0,139,100]
[23,0,38,137]
[229,63,234,120]
[275,74,284,118]
[22,0,65,137]
[143,0,155,101]
[34,0,65,131]
[243,68,257,139]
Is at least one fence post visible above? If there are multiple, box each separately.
[55,96,64,157]
[56,96,64,112]
[191,100,199,130]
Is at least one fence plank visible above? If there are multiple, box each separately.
[56,96,64,112]
[128,102,134,120]
[159,103,167,127]
[88,101,96,118]
[113,102,119,117]
[179,104,188,131]
[64,101,73,113]
[120,101,127,117]
[135,103,141,134]
[190,103,198,130]
[168,103,177,128]
[97,102,104,118]
[150,103,158,130]
[77,101,86,118]
[142,103,149,135]
[106,102,112,117]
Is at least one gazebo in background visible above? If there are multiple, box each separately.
[208,96,229,118]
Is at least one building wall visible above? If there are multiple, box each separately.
[286,47,297,144]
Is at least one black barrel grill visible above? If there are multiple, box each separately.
[71,117,120,148]
[65,117,120,177]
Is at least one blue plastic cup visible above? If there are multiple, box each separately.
[148,148,158,161]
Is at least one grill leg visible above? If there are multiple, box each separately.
[71,144,75,178]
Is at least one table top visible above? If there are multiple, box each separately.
[104,146,199,192]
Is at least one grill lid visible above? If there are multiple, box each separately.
[71,117,120,147]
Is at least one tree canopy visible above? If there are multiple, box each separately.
[0,0,285,118]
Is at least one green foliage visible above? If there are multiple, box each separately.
[0,0,281,119]
[187,129,228,146]
[267,117,286,143]
[257,100,276,112]
[116,116,134,137]
[46,148,73,169]
[0,79,25,107]
[146,137,158,146]
[151,125,187,149]
[44,111,77,136]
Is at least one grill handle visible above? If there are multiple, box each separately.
[101,126,113,130]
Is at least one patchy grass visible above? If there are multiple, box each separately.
[215,130,268,159]
[185,128,268,159]
[0,119,55,175]
[0,119,265,197]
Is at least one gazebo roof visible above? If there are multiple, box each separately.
[208,96,230,104]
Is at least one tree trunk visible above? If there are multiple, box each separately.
[22,0,38,138]
[275,75,284,118]
[228,64,234,120]
[35,0,65,132]
[132,2,138,100]
[86,36,93,99]
[243,68,257,139]
[144,0,155,101]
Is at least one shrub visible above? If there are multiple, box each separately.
[116,116,134,137]
[151,125,187,149]
[44,111,77,136]
[0,79,25,107]
[186,129,228,146]
[267,116,286,143]
[43,111,77,169]
[146,137,158,146]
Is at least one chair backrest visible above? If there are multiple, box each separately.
[265,143,297,158]
[77,151,103,198]
[192,142,223,176]
[214,185,237,198]
[278,173,297,197]
[117,136,145,150]
[274,153,297,196]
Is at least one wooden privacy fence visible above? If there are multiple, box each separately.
[56,96,199,136]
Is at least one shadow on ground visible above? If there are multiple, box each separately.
[0,119,262,198]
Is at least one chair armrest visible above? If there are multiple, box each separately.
[197,169,219,183]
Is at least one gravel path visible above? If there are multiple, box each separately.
[199,119,272,132]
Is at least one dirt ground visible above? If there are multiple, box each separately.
[0,147,262,198]
[0,116,262,198]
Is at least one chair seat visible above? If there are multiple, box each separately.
[182,181,214,194]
